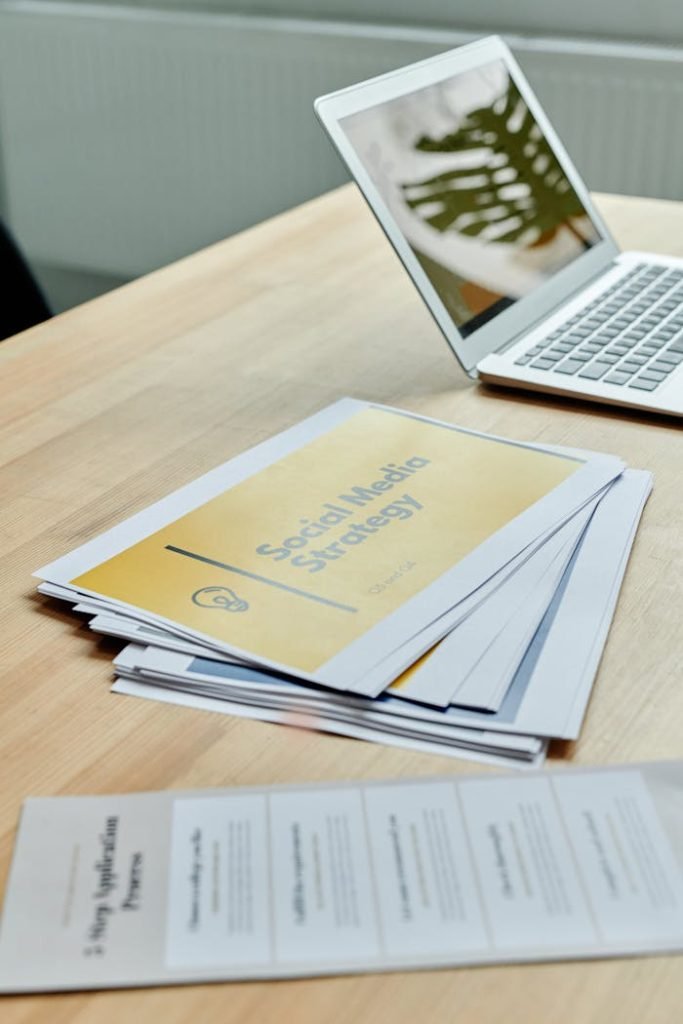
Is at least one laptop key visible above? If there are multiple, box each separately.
[657,351,683,365]
[563,335,586,346]
[640,369,667,382]
[577,362,610,380]
[628,377,660,391]
[530,358,556,370]
[553,358,585,375]
[570,351,592,362]
[514,354,532,365]
[604,371,632,385]
[552,342,575,353]
[649,361,675,374]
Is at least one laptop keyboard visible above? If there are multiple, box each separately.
[514,263,683,392]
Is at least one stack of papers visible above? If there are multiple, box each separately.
[35,400,651,768]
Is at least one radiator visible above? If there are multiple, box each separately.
[0,2,681,279]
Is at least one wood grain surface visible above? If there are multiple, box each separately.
[1,185,681,1023]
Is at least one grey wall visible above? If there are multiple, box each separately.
[61,0,683,46]
[0,0,681,312]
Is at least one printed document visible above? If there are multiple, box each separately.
[36,400,623,694]
[0,762,681,991]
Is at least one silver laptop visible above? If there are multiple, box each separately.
[315,36,683,417]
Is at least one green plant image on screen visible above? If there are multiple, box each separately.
[401,77,592,252]
[341,61,600,336]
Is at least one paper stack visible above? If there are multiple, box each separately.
[36,400,651,768]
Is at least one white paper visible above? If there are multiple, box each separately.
[112,675,546,769]
[397,497,595,709]
[0,763,681,993]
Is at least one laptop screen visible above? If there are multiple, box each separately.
[340,59,602,338]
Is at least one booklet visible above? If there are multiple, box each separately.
[35,399,624,694]
[78,492,599,707]
[88,490,594,713]
[1,762,681,993]
[109,470,652,760]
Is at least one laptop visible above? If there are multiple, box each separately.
[315,36,683,417]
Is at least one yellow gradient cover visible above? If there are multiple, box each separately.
[73,407,579,672]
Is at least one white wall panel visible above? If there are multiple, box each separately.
[0,2,680,279]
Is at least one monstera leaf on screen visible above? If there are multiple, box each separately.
[401,78,591,249]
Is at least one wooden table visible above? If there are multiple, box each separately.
[1,185,682,1023]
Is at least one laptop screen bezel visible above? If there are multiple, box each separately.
[315,35,619,375]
